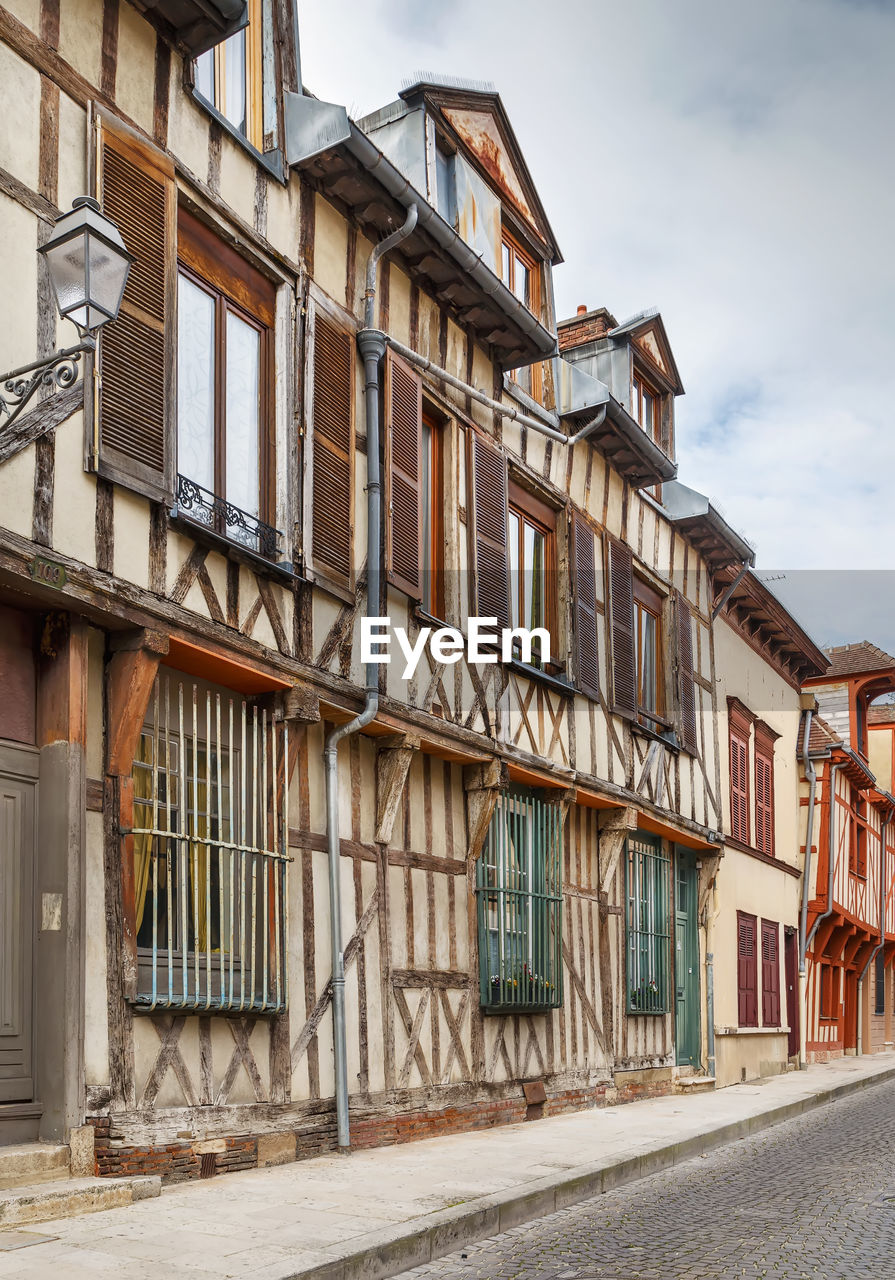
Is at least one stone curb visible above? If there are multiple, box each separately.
[288,1064,895,1280]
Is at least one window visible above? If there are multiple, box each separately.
[761,919,781,1026]
[176,210,277,558]
[850,790,868,877]
[737,911,758,1027]
[875,950,886,1016]
[820,963,837,1019]
[502,229,542,399]
[195,0,264,150]
[631,369,660,443]
[728,702,753,845]
[626,834,670,1014]
[508,482,556,668]
[434,139,456,226]
[634,578,663,726]
[421,414,445,618]
[475,789,563,1011]
[131,671,288,1013]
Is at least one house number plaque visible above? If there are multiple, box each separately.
[31,555,67,588]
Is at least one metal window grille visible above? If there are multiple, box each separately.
[626,834,670,1014]
[130,674,290,1014]
[475,789,563,1013]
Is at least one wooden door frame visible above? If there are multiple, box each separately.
[674,846,700,1068]
[784,926,799,1059]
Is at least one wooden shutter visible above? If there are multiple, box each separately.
[471,432,509,630]
[310,310,354,588]
[607,537,635,718]
[572,514,600,700]
[384,350,423,598]
[95,111,175,499]
[754,751,774,854]
[676,593,698,754]
[761,920,780,1026]
[737,911,758,1026]
[729,727,750,844]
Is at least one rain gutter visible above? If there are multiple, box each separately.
[323,205,419,1151]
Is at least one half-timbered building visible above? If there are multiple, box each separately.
[4,0,885,1191]
[800,644,895,1061]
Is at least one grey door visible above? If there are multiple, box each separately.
[0,744,38,1103]
[675,848,700,1068]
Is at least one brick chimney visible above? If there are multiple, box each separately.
[557,306,617,353]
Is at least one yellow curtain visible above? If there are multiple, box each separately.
[133,735,154,934]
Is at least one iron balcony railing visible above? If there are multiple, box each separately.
[174,473,282,560]
[130,675,290,1014]
[476,789,563,1013]
[626,834,670,1014]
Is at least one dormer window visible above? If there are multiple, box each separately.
[502,229,543,400]
[632,370,660,443]
[195,0,264,150]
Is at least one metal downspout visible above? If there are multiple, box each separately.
[323,205,418,1151]
[797,711,817,1066]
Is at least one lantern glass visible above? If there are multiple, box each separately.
[39,198,133,335]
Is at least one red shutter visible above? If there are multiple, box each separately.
[761,920,780,1026]
[729,728,750,844]
[737,912,758,1026]
[755,751,774,854]
[471,432,509,630]
[572,514,600,700]
[384,350,423,598]
[676,593,698,754]
[607,537,636,718]
[96,112,175,498]
[311,311,354,587]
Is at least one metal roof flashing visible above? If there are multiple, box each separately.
[662,480,755,568]
[284,93,557,369]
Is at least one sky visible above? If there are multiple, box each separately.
[297,0,895,653]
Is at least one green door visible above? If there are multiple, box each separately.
[675,848,700,1068]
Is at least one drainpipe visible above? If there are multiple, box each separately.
[857,802,894,1051]
[323,204,418,1151]
[797,710,817,1066]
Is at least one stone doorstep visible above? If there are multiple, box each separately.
[0,1143,69,1192]
[673,1076,716,1093]
[0,1175,160,1228]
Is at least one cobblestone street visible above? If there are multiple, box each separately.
[398,1078,895,1280]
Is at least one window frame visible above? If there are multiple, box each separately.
[475,788,563,1013]
[850,788,868,878]
[501,227,543,400]
[625,833,671,1015]
[130,670,289,1015]
[175,209,277,555]
[507,480,558,671]
[194,0,265,152]
[633,576,665,728]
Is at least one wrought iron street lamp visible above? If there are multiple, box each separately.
[0,196,133,427]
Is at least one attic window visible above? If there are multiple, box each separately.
[195,0,264,150]
[632,370,660,444]
[434,137,456,226]
[502,229,542,399]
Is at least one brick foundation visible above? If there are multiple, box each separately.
[86,1082,613,1183]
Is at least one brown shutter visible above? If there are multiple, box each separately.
[384,350,423,598]
[572,514,600,700]
[676,593,698,754]
[730,728,750,844]
[737,911,758,1026]
[95,111,175,499]
[761,919,780,1026]
[310,310,354,588]
[607,537,636,718]
[471,432,509,630]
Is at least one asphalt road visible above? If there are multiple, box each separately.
[396,1077,895,1279]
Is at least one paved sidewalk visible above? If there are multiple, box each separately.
[2,1054,894,1280]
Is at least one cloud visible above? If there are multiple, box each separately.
[297,0,895,642]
